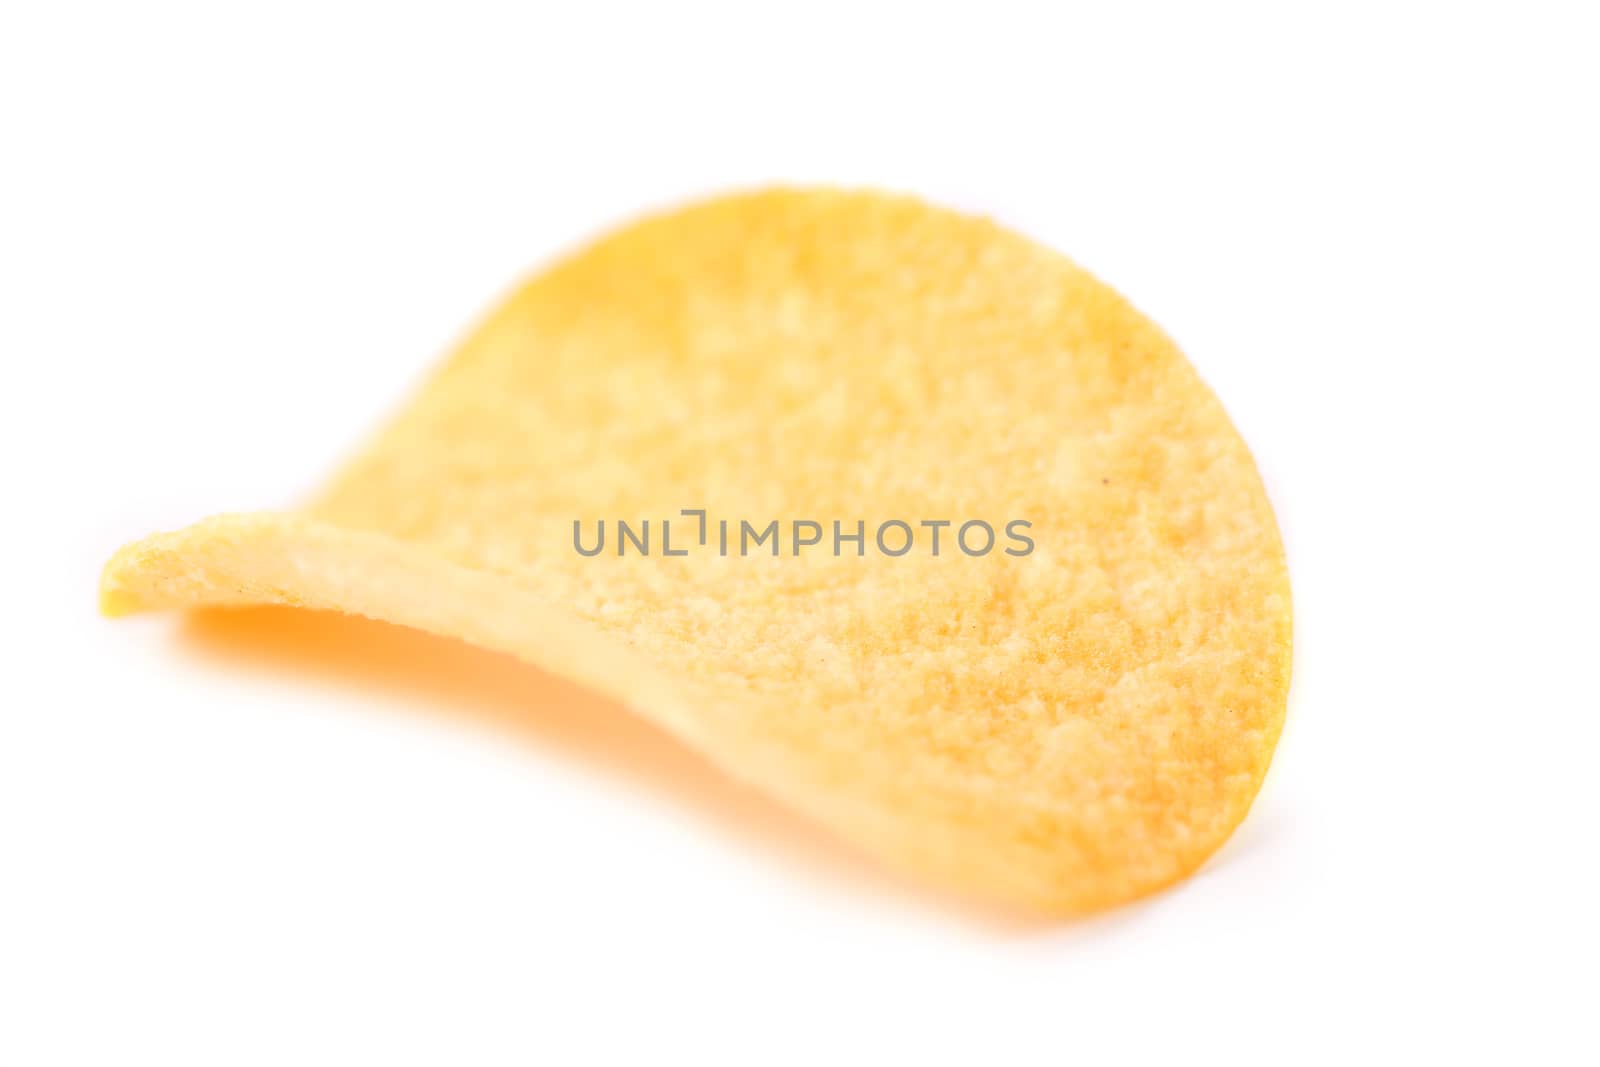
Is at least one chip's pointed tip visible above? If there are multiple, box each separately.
[97,553,142,617]
[99,587,138,617]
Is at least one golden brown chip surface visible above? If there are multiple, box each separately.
[101,188,1292,913]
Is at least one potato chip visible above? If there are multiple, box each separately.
[101,188,1292,913]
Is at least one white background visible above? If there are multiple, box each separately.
[3,3,1597,1063]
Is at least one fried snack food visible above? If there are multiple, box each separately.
[101,189,1292,914]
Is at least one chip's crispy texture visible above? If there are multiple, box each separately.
[101,188,1291,914]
